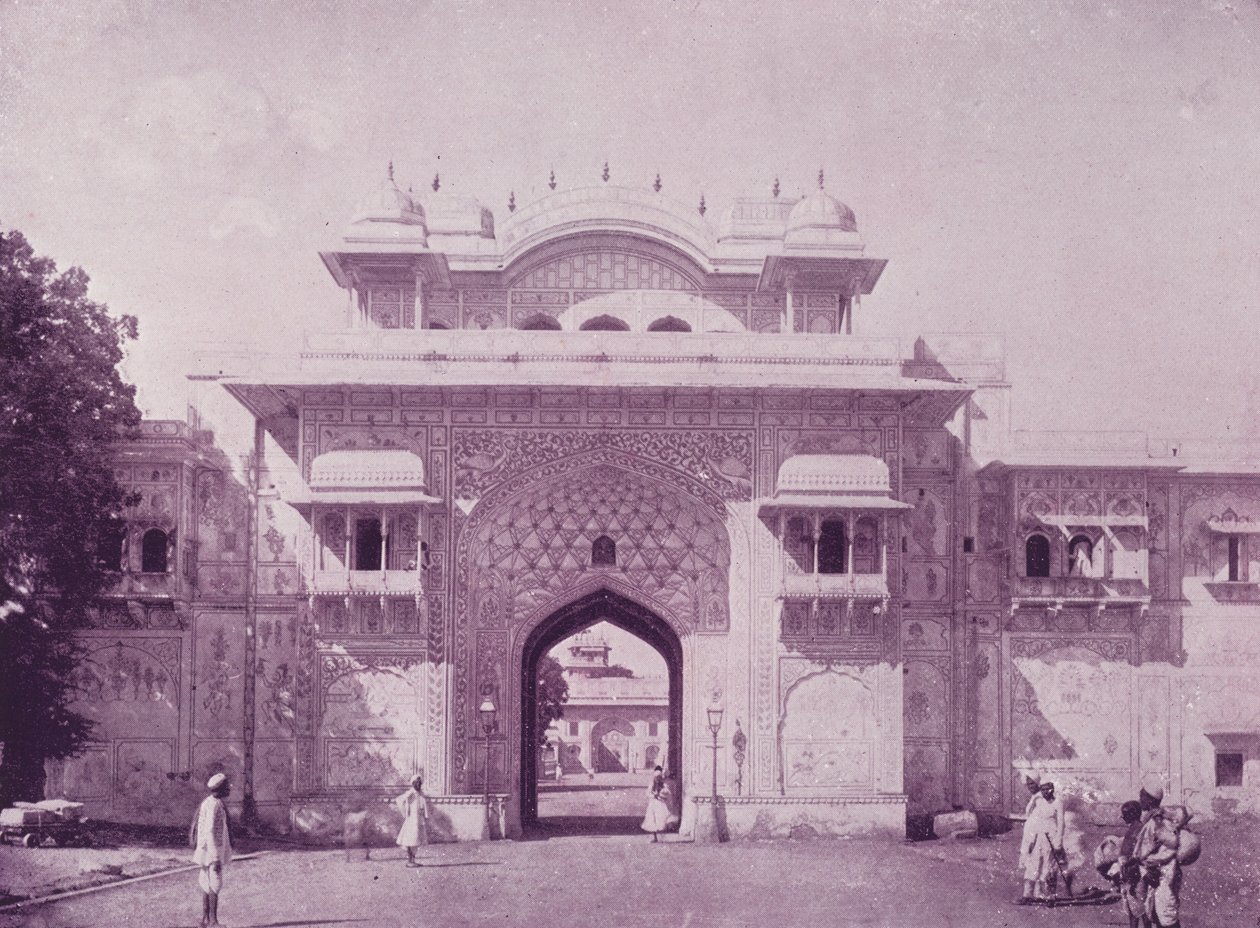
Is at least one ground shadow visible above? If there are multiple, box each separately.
[522,815,645,840]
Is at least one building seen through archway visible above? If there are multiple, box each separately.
[535,622,669,828]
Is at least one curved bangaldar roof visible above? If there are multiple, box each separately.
[496,185,717,272]
[763,454,911,511]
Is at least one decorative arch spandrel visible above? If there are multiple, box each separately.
[450,452,732,791]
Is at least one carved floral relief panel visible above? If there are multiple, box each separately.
[1009,641,1132,774]
[317,652,426,789]
[778,665,876,792]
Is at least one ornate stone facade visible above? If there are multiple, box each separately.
[52,177,1260,838]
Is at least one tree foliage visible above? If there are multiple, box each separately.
[0,228,141,805]
[535,655,569,750]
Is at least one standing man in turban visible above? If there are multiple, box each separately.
[1134,784,1184,928]
[190,773,233,927]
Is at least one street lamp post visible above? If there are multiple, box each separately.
[706,706,724,800]
[479,697,497,821]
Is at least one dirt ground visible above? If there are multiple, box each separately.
[2,811,1255,927]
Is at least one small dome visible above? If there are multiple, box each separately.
[785,190,857,236]
[350,164,427,228]
[424,192,495,239]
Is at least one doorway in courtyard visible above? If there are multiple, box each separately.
[520,589,682,835]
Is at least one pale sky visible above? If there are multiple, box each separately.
[3,0,1259,445]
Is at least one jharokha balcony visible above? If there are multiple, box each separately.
[304,568,425,600]
[780,571,890,601]
[1011,575,1150,611]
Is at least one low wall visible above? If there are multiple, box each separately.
[290,794,509,844]
[691,795,908,842]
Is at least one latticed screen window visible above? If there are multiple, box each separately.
[367,288,417,329]
[784,516,814,575]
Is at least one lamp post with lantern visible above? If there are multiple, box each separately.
[706,705,724,800]
[479,696,497,819]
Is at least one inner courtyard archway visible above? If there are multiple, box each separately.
[519,588,683,832]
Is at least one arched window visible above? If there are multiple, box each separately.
[817,519,848,574]
[519,313,562,331]
[784,516,815,574]
[1025,533,1051,578]
[141,528,169,574]
[579,314,631,332]
[1068,534,1094,577]
[853,516,880,574]
[646,316,691,333]
[591,535,616,567]
[354,518,383,572]
[97,521,126,572]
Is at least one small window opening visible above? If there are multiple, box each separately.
[591,535,616,567]
[1025,534,1051,578]
[141,528,169,574]
[354,518,383,571]
[646,315,691,333]
[1228,536,1241,582]
[648,721,659,736]
[817,519,848,574]
[579,314,631,332]
[785,516,815,574]
[962,536,975,554]
[853,516,880,574]
[1069,534,1094,577]
[519,313,562,331]
[1216,751,1244,787]
[98,522,126,572]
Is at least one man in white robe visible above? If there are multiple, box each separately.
[190,773,233,927]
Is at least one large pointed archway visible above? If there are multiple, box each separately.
[519,588,683,830]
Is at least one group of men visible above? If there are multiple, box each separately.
[1018,773,1190,927]
[1098,783,1188,928]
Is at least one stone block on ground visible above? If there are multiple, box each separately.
[933,810,978,839]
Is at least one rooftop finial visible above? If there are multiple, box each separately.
[508,190,516,213]
[602,161,610,183]
[653,172,662,193]
[817,167,825,190]
[432,172,440,192]
[388,160,395,183]
[698,193,707,217]
[548,168,557,190]
[772,176,780,198]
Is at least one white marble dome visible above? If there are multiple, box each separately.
[350,167,427,228]
[785,189,858,236]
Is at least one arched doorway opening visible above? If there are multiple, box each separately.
[520,588,683,832]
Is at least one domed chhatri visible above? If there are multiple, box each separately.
[349,162,428,230]
[786,190,858,234]
[785,170,858,238]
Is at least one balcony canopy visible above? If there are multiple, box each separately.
[760,454,911,512]
[292,449,441,505]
